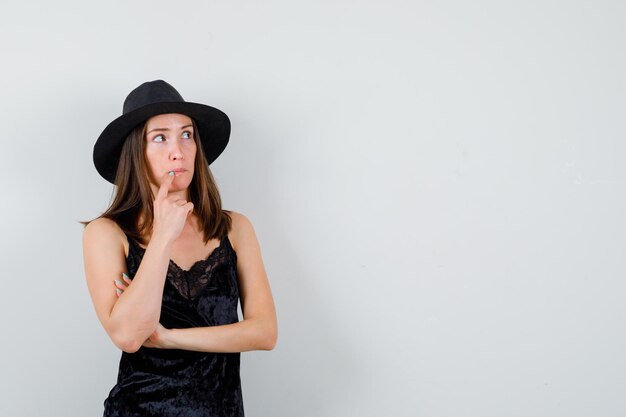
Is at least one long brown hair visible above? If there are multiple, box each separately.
[79,116,232,246]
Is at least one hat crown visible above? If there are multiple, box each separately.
[122,80,184,114]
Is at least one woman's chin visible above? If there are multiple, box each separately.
[168,178,192,190]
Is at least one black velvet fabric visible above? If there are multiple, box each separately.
[103,233,244,417]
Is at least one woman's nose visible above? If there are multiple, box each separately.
[170,140,184,159]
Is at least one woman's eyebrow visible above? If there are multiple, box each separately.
[147,124,193,134]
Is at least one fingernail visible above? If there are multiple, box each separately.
[122,272,129,279]
[115,279,123,286]
[116,289,122,294]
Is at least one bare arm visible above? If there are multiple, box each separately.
[83,218,173,353]
[84,171,191,353]
[163,320,275,352]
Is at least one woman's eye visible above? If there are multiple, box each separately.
[182,131,193,139]
[153,134,165,143]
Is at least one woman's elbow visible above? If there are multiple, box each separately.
[261,325,278,351]
[109,319,153,353]
[120,339,143,353]
[110,327,145,353]
[264,336,277,351]
[111,335,142,353]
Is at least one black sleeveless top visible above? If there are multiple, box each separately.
[103,233,244,417]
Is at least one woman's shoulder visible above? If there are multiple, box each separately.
[225,209,246,223]
[225,209,255,233]
[83,217,125,238]
[83,217,128,256]
[224,209,258,254]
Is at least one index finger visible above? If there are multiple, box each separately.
[156,170,175,201]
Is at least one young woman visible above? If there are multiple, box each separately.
[81,80,277,416]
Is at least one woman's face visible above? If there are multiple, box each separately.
[144,113,197,191]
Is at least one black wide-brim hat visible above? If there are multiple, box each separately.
[93,79,230,184]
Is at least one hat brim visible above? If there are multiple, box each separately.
[93,101,230,184]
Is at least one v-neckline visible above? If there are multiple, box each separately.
[128,235,227,273]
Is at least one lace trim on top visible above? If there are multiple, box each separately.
[126,234,235,300]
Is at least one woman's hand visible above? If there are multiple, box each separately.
[152,170,194,243]
[142,322,171,349]
[114,273,132,297]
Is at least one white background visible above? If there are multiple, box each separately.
[1,1,625,416]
